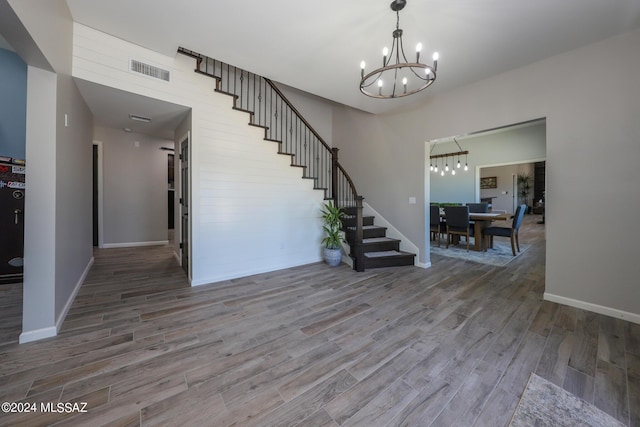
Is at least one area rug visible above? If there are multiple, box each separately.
[509,373,625,427]
[430,237,529,266]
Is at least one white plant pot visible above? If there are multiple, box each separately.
[324,247,342,267]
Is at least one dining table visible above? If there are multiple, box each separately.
[441,211,512,251]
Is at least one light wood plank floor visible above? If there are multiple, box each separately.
[1,215,638,426]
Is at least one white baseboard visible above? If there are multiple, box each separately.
[56,257,94,332]
[416,261,431,269]
[191,256,323,286]
[544,292,640,325]
[103,240,169,248]
[19,326,57,344]
[19,257,95,344]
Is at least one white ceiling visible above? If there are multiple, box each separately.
[65,0,640,117]
[75,80,190,140]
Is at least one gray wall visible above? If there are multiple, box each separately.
[54,74,93,318]
[94,125,171,246]
[480,163,537,213]
[0,48,27,158]
[335,28,640,321]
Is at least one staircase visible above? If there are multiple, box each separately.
[178,47,415,271]
[342,207,415,269]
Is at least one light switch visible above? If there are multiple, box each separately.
[409,197,416,204]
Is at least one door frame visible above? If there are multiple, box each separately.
[92,141,104,248]
[177,131,190,283]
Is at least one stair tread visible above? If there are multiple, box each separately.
[362,237,400,244]
[364,250,415,258]
[347,225,386,231]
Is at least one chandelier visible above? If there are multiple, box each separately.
[430,138,468,177]
[360,0,439,99]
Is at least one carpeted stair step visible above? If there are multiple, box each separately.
[363,250,416,268]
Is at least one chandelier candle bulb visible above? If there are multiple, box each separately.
[360,61,366,78]
[383,47,389,65]
[416,42,422,62]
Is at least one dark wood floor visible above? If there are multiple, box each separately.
[0,215,638,426]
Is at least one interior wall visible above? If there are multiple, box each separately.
[0,47,27,159]
[22,66,57,340]
[480,163,536,213]
[54,74,93,321]
[73,24,326,286]
[335,28,640,322]
[94,125,171,246]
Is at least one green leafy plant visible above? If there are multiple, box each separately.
[321,201,346,249]
[517,173,531,207]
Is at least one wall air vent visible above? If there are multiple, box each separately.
[129,59,171,82]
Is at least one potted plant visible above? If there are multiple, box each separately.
[517,173,531,213]
[321,201,345,267]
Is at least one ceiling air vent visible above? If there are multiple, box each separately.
[130,59,171,82]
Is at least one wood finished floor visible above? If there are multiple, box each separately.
[1,216,639,426]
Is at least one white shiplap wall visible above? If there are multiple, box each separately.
[73,23,326,285]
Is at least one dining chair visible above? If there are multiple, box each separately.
[444,205,470,251]
[482,204,526,256]
[467,202,489,238]
[430,205,443,246]
[466,203,489,213]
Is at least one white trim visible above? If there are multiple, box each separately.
[56,257,94,332]
[416,261,431,269]
[190,257,322,286]
[103,240,168,248]
[544,292,640,325]
[93,140,105,248]
[173,251,181,265]
[363,202,423,267]
[19,326,57,344]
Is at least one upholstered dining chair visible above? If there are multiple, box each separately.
[466,203,489,213]
[467,202,489,238]
[430,205,444,246]
[483,204,526,256]
[444,205,470,251]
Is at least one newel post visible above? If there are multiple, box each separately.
[353,195,365,272]
[331,147,339,208]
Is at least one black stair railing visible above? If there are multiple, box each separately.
[178,47,365,271]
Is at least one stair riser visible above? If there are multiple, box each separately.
[346,228,387,240]
[342,216,374,227]
[359,241,401,252]
[363,255,415,269]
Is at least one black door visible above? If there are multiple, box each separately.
[0,160,25,284]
